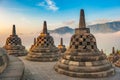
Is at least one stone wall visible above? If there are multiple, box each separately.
[0,48,9,74]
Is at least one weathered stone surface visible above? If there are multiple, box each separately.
[19,56,120,80]
[3,25,27,56]
[115,59,120,67]
[26,21,59,61]
[54,9,115,78]
[0,48,9,74]
[0,56,24,80]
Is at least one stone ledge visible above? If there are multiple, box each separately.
[62,54,106,61]
[26,56,58,62]
[55,62,113,73]
[54,65,115,78]
[60,59,109,66]
[0,56,24,80]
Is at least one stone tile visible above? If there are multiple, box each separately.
[85,62,92,66]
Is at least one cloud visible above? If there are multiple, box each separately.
[87,18,112,25]
[94,31,120,54]
[1,27,120,54]
[38,0,59,11]
[51,32,120,55]
[63,20,76,25]
[87,18,120,25]
[51,33,72,48]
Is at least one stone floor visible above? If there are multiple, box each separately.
[19,56,120,80]
[0,56,24,80]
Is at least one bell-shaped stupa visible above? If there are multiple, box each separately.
[114,51,120,67]
[54,9,115,78]
[3,25,27,56]
[26,21,59,61]
[108,47,120,67]
[114,58,120,67]
[108,47,119,63]
[58,38,66,54]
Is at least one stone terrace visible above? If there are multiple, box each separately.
[20,56,120,80]
[0,56,24,80]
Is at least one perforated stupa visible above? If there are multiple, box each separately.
[58,38,66,54]
[3,25,27,56]
[26,21,59,61]
[54,9,115,78]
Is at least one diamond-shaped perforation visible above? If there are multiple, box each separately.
[46,43,49,46]
[83,46,87,49]
[73,35,76,38]
[70,45,72,48]
[33,35,55,48]
[94,42,96,45]
[75,45,78,49]
[72,42,75,45]
[87,42,90,45]
[91,45,94,49]
[75,38,79,42]
[80,35,83,38]
[6,36,21,45]
[79,42,82,45]
[69,33,97,50]
[83,38,86,41]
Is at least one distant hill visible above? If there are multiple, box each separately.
[49,26,74,34]
[88,21,120,33]
[49,21,120,34]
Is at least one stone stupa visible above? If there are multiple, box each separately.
[58,38,66,54]
[3,25,27,56]
[108,47,119,63]
[114,57,120,67]
[54,9,115,78]
[26,21,59,61]
[108,47,120,67]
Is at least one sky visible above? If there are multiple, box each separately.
[0,0,120,32]
[0,0,120,53]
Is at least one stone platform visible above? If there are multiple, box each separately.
[19,56,120,80]
[0,56,24,80]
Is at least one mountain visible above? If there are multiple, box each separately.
[49,21,120,34]
[49,26,74,34]
[88,21,120,33]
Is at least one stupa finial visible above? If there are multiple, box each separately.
[79,9,86,28]
[112,47,115,54]
[60,38,63,45]
[43,21,47,34]
[12,24,16,35]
